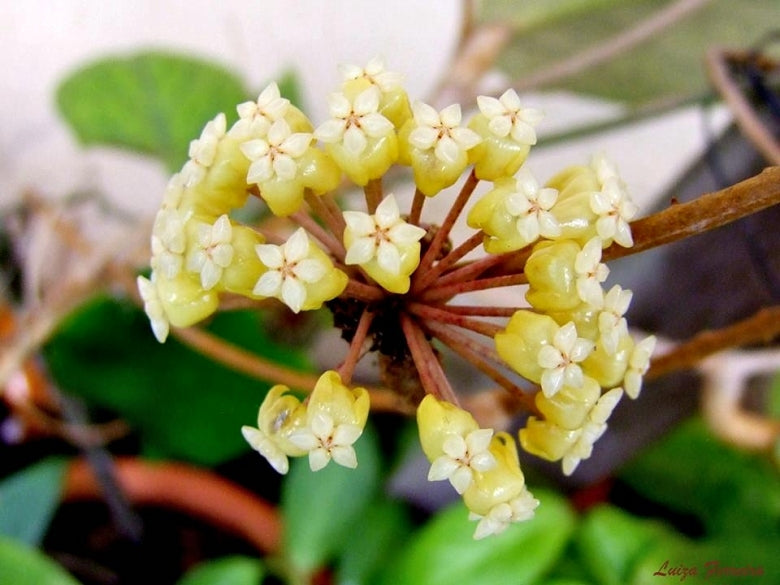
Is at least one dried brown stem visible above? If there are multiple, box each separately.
[646,305,780,381]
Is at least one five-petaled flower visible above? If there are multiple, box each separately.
[186,214,234,290]
[476,89,543,146]
[427,428,496,494]
[537,322,595,397]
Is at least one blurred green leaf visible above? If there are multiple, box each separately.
[175,556,265,585]
[0,536,82,585]
[282,424,381,576]
[618,418,780,539]
[576,504,678,585]
[43,296,311,466]
[335,496,412,585]
[0,458,67,546]
[56,51,249,171]
[377,489,576,585]
[495,0,780,104]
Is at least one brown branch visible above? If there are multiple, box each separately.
[400,313,459,404]
[646,305,780,380]
[337,308,374,384]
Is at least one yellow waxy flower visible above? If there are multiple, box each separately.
[398,101,481,196]
[534,376,601,430]
[288,371,370,471]
[494,310,561,387]
[339,57,411,128]
[468,89,543,181]
[524,240,582,312]
[241,384,309,474]
[416,394,481,461]
[342,194,427,293]
[462,432,538,539]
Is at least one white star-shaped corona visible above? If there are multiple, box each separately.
[598,285,633,354]
[253,228,328,313]
[408,101,482,164]
[561,388,623,475]
[182,113,226,186]
[186,214,234,290]
[427,428,496,494]
[151,208,190,279]
[137,274,169,343]
[230,82,290,139]
[574,237,610,306]
[624,335,656,399]
[241,119,312,184]
[504,169,560,243]
[590,179,638,248]
[469,489,539,539]
[288,411,363,471]
[476,89,543,145]
[339,57,403,92]
[314,86,394,156]
[342,194,426,274]
[537,322,595,397]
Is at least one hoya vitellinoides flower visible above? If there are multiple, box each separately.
[138,58,656,539]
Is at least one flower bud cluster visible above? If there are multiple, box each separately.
[417,396,538,539]
[138,58,657,539]
[492,163,656,474]
[241,370,369,474]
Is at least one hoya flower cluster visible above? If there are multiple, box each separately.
[139,58,655,539]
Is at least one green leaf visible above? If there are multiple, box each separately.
[0,536,83,585]
[378,489,576,585]
[56,51,249,171]
[176,556,264,585]
[618,418,780,538]
[575,504,677,585]
[335,497,412,585]
[43,296,311,466]
[281,424,381,576]
[493,0,780,105]
[0,458,68,546]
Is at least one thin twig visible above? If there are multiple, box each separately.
[408,188,427,225]
[646,305,780,381]
[705,47,780,165]
[364,178,383,214]
[290,208,346,260]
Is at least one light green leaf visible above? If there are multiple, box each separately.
[377,489,576,585]
[0,458,68,546]
[281,424,381,576]
[56,51,249,171]
[0,536,83,585]
[335,497,412,585]
[618,418,780,538]
[43,296,311,466]
[492,0,780,104]
[575,504,677,585]
[176,556,264,585]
